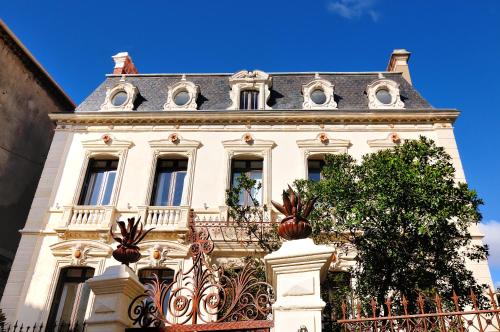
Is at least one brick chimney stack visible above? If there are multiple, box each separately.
[387,49,411,85]
[112,52,138,75]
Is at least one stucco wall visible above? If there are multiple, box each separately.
[0,36,68,297]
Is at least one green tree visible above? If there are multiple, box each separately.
[302,136,488,313]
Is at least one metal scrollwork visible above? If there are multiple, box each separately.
[128,217,275,328]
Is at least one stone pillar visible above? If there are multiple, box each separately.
[85,264,145,332]
[264,238,335,332]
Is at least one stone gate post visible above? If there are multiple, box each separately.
[85,264,145,332]
[264,238,335,332]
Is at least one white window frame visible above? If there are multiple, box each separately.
[144,137,201,207]
[99,81,138,112]
[227,70,272,110]
[297,134,350,179]
[44,240,112,325]
[367,79,405,109]
[72,136,133,206]
[221,137,275,207]
[163,75,199,111]
[302,75,337,109]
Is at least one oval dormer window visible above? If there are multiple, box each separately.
[311,89,327,105]
[375,88,392,105]
[111,91,128,106]
[174,91,190,106]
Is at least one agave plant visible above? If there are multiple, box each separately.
[110,217,154,265]
[271,185,317,240]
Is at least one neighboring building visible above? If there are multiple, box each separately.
[0,20,74,298]
[0,50,493,324]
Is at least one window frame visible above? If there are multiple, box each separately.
[239,90,260,110]
[230,159,264,206]
[78,159,119,206]
[150,158,189,206]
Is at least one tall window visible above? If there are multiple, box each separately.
[151,158,188,206]
[239,90,259,110]
[308,159,326,182]
[79,159,118,205]
[231,159,263,205]
[47,267,95,328]
[139,268,175,315]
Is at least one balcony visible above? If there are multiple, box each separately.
[53,205,117,236]
[138,206,190,231]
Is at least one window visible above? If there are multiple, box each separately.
[79,159,118,205]
[111,91,128,106]
[231,159,263,205]
[310,89,327,105]
[139,268,175,316]
[47,267,95,328]
[174,91,190,106]
[151,158,188,206]
[308,159,326,181]
[239,90,259,110]
[375,88,392,104]
[366,79,404,109]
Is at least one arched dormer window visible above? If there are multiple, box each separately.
[366,78,405,109]
[228,70,272,110]
[100,81,138,111]
[163,75,199,111]
[302,74,337,109]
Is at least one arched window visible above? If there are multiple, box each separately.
[239,90,259,110]
[150,157,188,206]
[47,267,95,329]
[79,158,118,205]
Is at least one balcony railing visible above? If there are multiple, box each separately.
[138,206,190,230]
[60,205,116,229]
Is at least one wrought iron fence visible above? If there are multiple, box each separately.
[0,321,86,332]
[338,289,500,332]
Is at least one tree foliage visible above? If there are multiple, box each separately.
[300,136,488,311]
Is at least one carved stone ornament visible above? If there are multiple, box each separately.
[163,75,199,111]
[101,134,112,144]
[366,79,405,109]
[148,244,169,267]
[242,132,254,144]
[318,132,329,144]
[227,70,272,110]
[100,82,138,112]
[390,132,401,143]
[302,75,337,109]
[71,244,90,266]
[168,133,180,143]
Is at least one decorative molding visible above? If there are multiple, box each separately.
[72,135,134,205]
[367,79,405,109]
[50,240,113,265]
[221,138,276,206]
[100,81,138,112]
[302,76,337,109]
[144,136,202,206]
[163,75,199,111]
[50,110,459,126]
[227,70,272,110]
[297,135,351,179]
[135,240,190,272]
[367,132,404,151]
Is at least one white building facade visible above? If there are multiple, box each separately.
[0,50,494,325]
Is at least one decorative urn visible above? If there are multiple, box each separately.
[272,185,317,240]
[110,217,154,266]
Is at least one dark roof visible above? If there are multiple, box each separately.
[76,72,432,112]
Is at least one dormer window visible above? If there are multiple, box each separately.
[367,78,405,109]
[228,70,272,110]
[164,75,199,111]
[302,75,337,109]
[240,90,259,110]
[100,81,138,111]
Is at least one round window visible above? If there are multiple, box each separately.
[111,91,128,106]
[174,91,191,106]
[310,89,327,105]
[375,88,392,105]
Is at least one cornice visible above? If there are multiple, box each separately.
[49,109,459,126]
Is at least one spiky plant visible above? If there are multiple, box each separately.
[110,217,154,265]
[271,185,317,221]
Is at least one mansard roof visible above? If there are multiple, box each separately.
[76,71,432,112]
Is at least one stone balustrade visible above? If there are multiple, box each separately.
[137,205,190,230]
[60,205,116,229]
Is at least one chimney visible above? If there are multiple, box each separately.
[387,49,411,85]
[112,52,138,75]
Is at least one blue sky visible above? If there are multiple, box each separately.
[2,1,500,286]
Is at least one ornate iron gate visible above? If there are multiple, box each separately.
[127,218,274,332]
